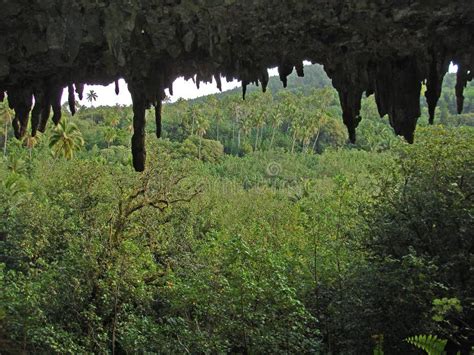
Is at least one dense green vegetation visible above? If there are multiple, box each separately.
[1,66,473,353]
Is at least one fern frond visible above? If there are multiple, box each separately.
[405,334,447,355]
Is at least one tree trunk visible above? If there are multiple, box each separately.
[269,125,276,149]
[3,120,7,156]
[312,129,321,152]
[198,135,202,160]
[254,127,259,151]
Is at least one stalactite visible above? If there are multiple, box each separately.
[326,63,365,143]
[295,62,304,77]
[215,74,222,92]
[242,80,248,100]
[386,58,422,143]
[155,99,162,138]
[373,61,391,118]
[68,84,76,116]
[31,89,45,136]
[51,86,63,125]
[129,84,147,172]
[337,88,363,143]
[38,84,51,133]
[260,69,269,93]
[278,63,293,88]
[75,83,84,101]
[115,80,120,95]
[8,88,33,139]
[455,65,472,114]
[425,51,449,124]
[195,74,201,89]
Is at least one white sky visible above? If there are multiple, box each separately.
[68,62,459,107]
[72,67,280,107]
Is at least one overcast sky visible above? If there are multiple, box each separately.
[72,67,280,107]
[68,63,458,107]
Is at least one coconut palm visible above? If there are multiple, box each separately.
[195,115,210,160]
[233,104,246,149]
[86,90,98,105]
[0,101,13,156]
[23,132,42,159]
[49,118,84,159]
[104,127,118,148]
[268,109,283,150]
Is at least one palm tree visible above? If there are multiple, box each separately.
[0,101,13,156]
[195,116,209,160]
[205,96,222,141]
[251,106,266,151]
[49,118,84,159]
[23,132,42,159]
[104,127,118,148]
[86,90,98,105]
[269,108,283,149]
[233,104,245,149]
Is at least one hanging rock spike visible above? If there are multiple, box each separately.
[260,69,269,93]
[68,84,76,116]
[38,84,52,133]
[278,63,293,88]
[155,99,162,138]
[295,62,304,77]
[31,88,45,136]
[387,58,422,143]
[195,74,201,89]
[337,87,363,143]
[115,80,120,95]
[75,83,84,101]
[425,51,449,124]
[325,63,364,143]
[129,84,147,172]
[455,64,471,114]
[242,80,248,100]
[8,87,33,139]
[373,62,391,118]
[215,74,222,92]
[51,86,63,125]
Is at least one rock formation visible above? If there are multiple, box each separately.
[0,0,473,170]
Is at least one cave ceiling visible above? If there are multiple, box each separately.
[0,0,473,170]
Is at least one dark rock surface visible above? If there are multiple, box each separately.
[0,0,473,170]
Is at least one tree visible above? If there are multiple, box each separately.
[0,101,13,156]
[23,133,42,159]
[86,90,98,105]
[365,127,474,352]
[103,127,118,148]
[195,115,210,160]
[205,96,222,141]
[49,118,84,159]
[268,108,283,150]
